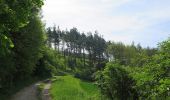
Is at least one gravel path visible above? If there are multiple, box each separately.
[12,83,39,100]
[11,80,52,100]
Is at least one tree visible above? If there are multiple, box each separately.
[11,13,45,80]
[46,27,53,48]
[81,33,87,67]
[0,0,44,56]
[128,38,170,99]
[0,0,45,90]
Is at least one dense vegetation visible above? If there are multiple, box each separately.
[0,0,45,99]
[0,0,170,100]
[95,40,170,99]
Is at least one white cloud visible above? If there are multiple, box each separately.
[42,0,143,32]
[42,0,170,47]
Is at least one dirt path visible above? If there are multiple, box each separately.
[12,83,39,100]
[11,80,52,100]
[42,80,52,100]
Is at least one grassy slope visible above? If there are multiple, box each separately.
[50,75,101,100]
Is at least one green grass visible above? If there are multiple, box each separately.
[50,75,102,100]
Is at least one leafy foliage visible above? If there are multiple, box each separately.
[127,38,170,99]
[11,15,45,79]
[96,62,137,100]
[0,0,44,56]
[0,1,46,98]
[35,47,65,78]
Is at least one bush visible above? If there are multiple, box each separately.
[96,62,137,100]
[34,48,58,78]
[74,68,94,81]
[126,39,170,99]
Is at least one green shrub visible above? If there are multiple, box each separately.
[75,68,94,81]
[96,62,137,100]
[34,48,58,78]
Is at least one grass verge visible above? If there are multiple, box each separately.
[50,75,102,100]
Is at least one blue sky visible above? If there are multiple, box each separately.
[42,0,170,47]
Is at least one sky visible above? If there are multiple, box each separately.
[42,0,170,47]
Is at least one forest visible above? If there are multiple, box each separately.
[0,0,170,100]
